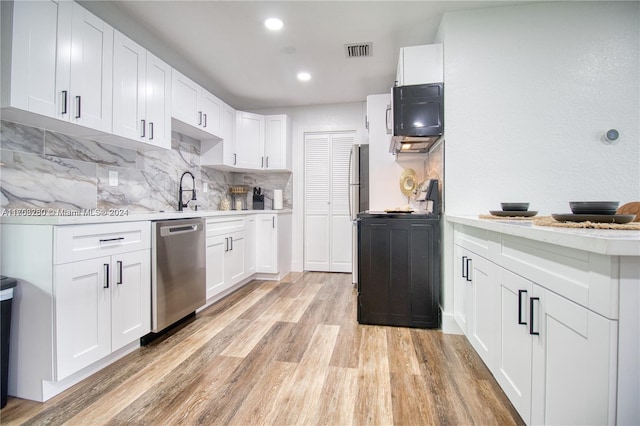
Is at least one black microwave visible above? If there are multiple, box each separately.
[390,83,444,154]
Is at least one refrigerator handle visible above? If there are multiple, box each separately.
[348,146,353,220]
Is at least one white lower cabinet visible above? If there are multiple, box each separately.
[0,221,151,402]
[455,225,619,425]
[246,215,256,276]
[206,217,246,300]
[54,249,150,380]
[256,214,278,273]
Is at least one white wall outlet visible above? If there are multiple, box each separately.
[109,171,118,186]
[203,182,208,193]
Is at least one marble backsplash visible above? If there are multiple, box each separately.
[0,120,292,213]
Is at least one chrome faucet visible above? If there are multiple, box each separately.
[178,171,197,211]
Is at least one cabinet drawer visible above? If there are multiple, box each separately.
[206,216,246,237]
[54,222,151,264]
[497,234,619,319]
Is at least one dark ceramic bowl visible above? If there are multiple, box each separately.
[569,201,619,215]
[501,202,530,212]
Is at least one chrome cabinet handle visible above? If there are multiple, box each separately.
[117,261,123,285]
[75,96,81,119]
[518,290,527,325]
[385,104,392,135]
[529,297,540,335]
[141,119,146,138]
[61,91,68,115]
[103,264,110,288]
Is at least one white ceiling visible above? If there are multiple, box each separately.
[84,1,527,110]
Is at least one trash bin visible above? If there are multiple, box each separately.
[1,275,17,409]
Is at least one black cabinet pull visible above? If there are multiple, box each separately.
[266,156,269,168]
[99,237,125,243]
[75,96,81,118]
[224,237,229,252]
[198,111,202,126]
[230,236,233,251]
[518,290,527,325]
[104,263,110,288]
[233,153,237,165]
[261,157,264,168]
[141,119,146,138]
[149,122,154,140]
[117,261,123,285]
[529,297,540,335]
[465,257,472,282]
[61,90,68,115]
[203,113,207,128]
[272,216,275,228]
[461,256,468,278]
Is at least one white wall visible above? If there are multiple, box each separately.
[439,1,640,333]
[251,103,367,272]
[443,1,639,216]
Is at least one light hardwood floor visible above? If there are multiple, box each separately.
[1,272,523,425]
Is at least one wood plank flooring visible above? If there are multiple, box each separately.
[0,272,524,425]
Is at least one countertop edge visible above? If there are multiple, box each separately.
[446,215,640,257]
[0,209,293,226]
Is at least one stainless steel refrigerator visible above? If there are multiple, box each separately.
[349,144,369,285]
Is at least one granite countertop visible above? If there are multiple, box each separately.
[447,214,640,257]
[0,208,292,226]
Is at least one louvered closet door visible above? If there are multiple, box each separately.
[304,132,355,272]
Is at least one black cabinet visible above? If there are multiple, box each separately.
[357,214,440,328]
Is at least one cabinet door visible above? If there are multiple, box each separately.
[206,235,226,300]
[453,245,469,333]
[225,231,245,285]
[496,267,533,424]
[467,254,498,370]
[145,53,172,149]
[69,2,113,132]
[171,69,201,128]
[54,257,111,381]
[256,215,277,273]
[245,215,256,276]
[530,286,616,426]
[112,31,146,142]
[222,103,237,166]
[111,250,150,351]
[264,115,287,169]
[5,0,72,120]
[201,89,223,138]
[235,111,264,169]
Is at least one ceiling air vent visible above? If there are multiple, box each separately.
[345,42,373,58]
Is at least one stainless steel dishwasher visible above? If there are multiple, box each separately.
[151,217,205,333]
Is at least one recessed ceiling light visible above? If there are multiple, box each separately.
[297,72,311,81]
[264,18,283,31]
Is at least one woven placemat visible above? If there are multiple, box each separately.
[533,216,640,230]
[479,214,536,220]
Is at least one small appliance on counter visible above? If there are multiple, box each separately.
[253,187,264,210]
[412,179,440,215]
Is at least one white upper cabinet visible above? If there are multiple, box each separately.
[69,2,113,133]
[113,31,171,149]
[264,114,292,170]
[1,0,113,134]
[200,102,237,169]
[171,69,223,140]
[396,44,443,86]
[1,0,71,120]
[235,111,264,169]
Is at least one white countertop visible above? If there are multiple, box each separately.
[0,208,292,226]
[447,215,640,257]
